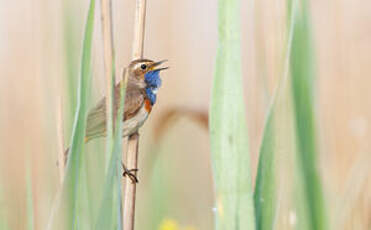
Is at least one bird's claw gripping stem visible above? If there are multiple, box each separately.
[122,163,139,184]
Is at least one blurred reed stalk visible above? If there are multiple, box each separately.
[56,97,66,183]
[123,0,147,230]
[26,156,34,230]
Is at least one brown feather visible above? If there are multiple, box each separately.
[85,80,145,141]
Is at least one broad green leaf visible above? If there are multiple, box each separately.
[209,0,255,229]
[288,0,327,229]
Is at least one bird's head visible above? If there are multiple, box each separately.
[128,59,168,105]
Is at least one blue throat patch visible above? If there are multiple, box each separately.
[144,70,162,105]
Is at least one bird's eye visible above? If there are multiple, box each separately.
[140,64,147,70]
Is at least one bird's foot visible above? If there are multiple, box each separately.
[122,163,139,184]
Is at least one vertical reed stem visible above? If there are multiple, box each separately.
[123,133,139,230]
[123,1,147,229]
[100,0,116,168]
[131,0,147,60]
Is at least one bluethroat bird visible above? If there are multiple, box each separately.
[65,59,168,182]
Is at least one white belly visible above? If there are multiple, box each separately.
[122,104,149,137]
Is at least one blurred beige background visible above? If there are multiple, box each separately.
[0,0,370,229]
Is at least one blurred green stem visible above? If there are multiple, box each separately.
[288,0,328,229]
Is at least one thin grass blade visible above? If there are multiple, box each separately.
[253,1,299,227]
[95,72,128,229]
[254,110,276,230]
[288,0,327,229]
[62,0,82,143]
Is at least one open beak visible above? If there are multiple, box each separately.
[151,60,169,71]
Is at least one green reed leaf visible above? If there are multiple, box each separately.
[62,0,80,135]
[209,0,255,229]
[48,0,96,228]
[254,110,276,230]
[288,0,327,229]
[95,72,127,229]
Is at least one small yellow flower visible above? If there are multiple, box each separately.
[159,219,179,230]
[158,219,197,230]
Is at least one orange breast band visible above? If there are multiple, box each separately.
[144,99,152,113]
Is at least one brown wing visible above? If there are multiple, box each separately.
[85,83,144,141]
[114,83,145,120]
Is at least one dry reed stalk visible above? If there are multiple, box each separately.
[123,1,147,229]
[123,132,139,230]
[100,0,116,166]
